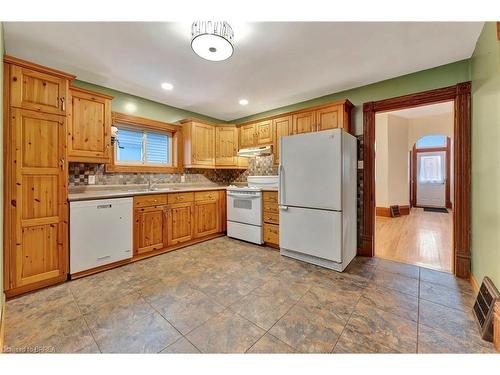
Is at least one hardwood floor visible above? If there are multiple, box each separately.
[375,208,453,273]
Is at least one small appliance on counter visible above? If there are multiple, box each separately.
[226,176,279,244]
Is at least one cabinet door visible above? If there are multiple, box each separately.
[11,109,68,288]
[256,120,273,145]
[68,88,111,162]
[215,126,238,166]
[166,202,193,246]
[194,199,220,238]
[273,115,292,165]
[134,205,167,255]
[239,123,256,148]
[10,65,68,115]
[293,111,315,134]
[316,104,343,131]
[192,123,215,166]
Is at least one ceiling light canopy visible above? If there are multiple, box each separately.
[191,21,234,62]
[239,99,249,105]
[161,82,173,90]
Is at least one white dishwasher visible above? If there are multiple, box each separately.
[70,197,133,274]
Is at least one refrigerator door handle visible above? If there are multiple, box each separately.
[279,164,285,205]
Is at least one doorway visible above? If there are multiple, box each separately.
[361,82,472,278]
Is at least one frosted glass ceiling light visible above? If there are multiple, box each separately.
[191,21,234,61]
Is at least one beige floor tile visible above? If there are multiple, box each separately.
[247,333,296,353]
[160,337,200,353]
[375,258,420,279]
[269,303,345,353]
[360,285,419,322]
[419,268,472,291]
[333,326,400,353]
[418,324,496,353]
[344,300,417,353]
[419,280,475,311]
[371,270,419,296]
[186,310,265,353]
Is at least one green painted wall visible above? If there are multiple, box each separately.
[72,80,225,125]
[0,22,4,322]
[471,22,500,287]
[234,59,471,134]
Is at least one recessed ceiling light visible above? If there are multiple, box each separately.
[161,82,173,90]
[191,21,234,62]
[239,99,249,106]
[125,103,137,113]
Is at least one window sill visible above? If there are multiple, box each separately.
[105,164,183,173]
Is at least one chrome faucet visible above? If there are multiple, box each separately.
[147,175,161,191]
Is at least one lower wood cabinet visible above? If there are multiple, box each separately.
[263,191,279,247]
[166,202,194,246]
[133,205,168,255]
[133,190,224,257]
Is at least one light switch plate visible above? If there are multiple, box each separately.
[88,175,96,185]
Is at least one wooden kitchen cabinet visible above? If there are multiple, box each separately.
[182,120,215,168]
[8,56,75,116]
[67,86,113,163]
[239,123,257,148]
[134,205,168,255]
[316,104,344,131]
[256,120,273,145]
[273,115,292,165]
[215,125,239,167]
[263,191,280,247]
[166,202,194,246]
[194,193,220,238]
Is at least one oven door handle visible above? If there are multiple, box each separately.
[227,193,261,199]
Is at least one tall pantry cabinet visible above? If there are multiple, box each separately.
[3,56,76,297]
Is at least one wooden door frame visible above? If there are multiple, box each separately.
[361,82,471,278]
[410,137,452,209]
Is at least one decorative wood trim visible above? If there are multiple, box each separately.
[494,301,500,352]
[3,63,12,292]
[497,22,500,41]
[363,82,472,278]
[179,117,227,127]
[3,54,76,80]
[107,111,183,173]
[0,293,5,353]
[69,85,113,100]
[5,274,68,299]
[237,99,353,127]
[376,206,410,217]
[470,273,480,294]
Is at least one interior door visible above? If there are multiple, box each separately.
[11,108,68,288]
[416,151,446,207]
[280,130,342,210]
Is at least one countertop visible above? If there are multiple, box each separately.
[68,183,229,202]
[68,183,280,201]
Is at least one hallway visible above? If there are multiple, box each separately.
[375,208,453,273]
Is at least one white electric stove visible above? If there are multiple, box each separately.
[226,176,278,244]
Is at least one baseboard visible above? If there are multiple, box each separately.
[470,273,480,294]
[376,205,410,217]
[0,292,6,353]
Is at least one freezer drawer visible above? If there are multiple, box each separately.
[70,198,133,274]
[279,206,342,263]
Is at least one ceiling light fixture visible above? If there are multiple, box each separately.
[124,103,137,113]
[191,21,234,61]
[239,99,249,105]
[161,82,173,90]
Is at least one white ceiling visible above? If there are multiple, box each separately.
[385,101,454,119]
[4,22,482,121]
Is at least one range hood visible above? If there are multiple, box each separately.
[237,145,272,157]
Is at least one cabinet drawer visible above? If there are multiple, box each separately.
[194,190,219,201]
[168,192,194,204]
[263,212,279,224]
[263,191,278,203]
[134,194,168,208]
[263,223,279,245]
[263,201,278,213]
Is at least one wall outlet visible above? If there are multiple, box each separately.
[180,174,186,183]
[88,175,96,185]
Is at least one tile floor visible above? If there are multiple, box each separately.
[3,237,496,354]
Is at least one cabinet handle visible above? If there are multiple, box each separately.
[60,97,66,111]
[59,157,65,170]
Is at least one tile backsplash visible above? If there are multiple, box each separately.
[68,155,278,187]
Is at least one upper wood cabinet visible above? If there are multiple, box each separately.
[67,87,113,163]
[316,104,345,131]
[6,55,75,116]
[293,110,316,134]
[215,126,238,166]
[256,120,273,145]
[273,115,292,165]
[182,120,215,168]
[239,123,257,148]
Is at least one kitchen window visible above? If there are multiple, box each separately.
[115,126,172,166]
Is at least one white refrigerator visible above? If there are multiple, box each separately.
[279,129,357,272]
